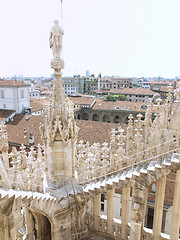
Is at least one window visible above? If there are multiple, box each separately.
[0,90,4,98]
[101,194,105,202]
[141,105,147,109]
[101,194,105,211]
[115,106,129,110]
[152,183,156,193]
[3,103,6,109]
[21,90,24,98]
[101,203,104,211]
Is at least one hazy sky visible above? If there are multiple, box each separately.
[0,0,180,78]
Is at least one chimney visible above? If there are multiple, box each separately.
[29,134,34,145]
[26,114,30,121]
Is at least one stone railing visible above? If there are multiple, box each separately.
[77,138,180,184]
[85,213,130,239]
[85,214,173,240]
[143,228,171,240]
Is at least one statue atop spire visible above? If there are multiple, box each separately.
[49,20,64,59]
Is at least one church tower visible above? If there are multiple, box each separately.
[40,20,78,182]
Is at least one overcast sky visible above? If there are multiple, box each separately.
[0,0,180,78]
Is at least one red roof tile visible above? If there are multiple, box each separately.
[0,80,30,87]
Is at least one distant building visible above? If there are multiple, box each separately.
[0,80,30,113]
[29,84,40,98]
[150,81,171,91]
[138,79,150,89]
[62,76,85,95]
[73,97,155,124]
[84,78,99,94]
[100,77,132,89]
[86,70,90,77]
[92,88,155,102]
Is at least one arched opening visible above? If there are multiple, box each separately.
[103,115,110,123]
[83,112,89,120]
[114,115,121,123]
[77,114,80,120]
[0,213,9,240]
[92,114,99,121]
[26,208,51,240]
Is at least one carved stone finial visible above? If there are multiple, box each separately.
[0,123,9,152]
[154,98,162,117]
[128,114,133,126]
[135,113,143,131]
[174,82,180,102]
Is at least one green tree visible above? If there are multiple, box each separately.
[106,95,117,101]
[118,94,127,101]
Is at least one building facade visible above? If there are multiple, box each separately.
[100,77,132,90]
[29,84,40,98]
[93,88,155,103]
[62,76,85,95]
[0,80,30,113]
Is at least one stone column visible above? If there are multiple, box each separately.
[25,208,34,240]
[99,114,103,122]
[10,228,17,240]
[130,181,148,240]
[51,222,61,240]
[153,176,166,239]
[93,194,101,229]
[0,214,9,240]
[121,186,130,239]
[107,188,115,235]
[170,170,180,240]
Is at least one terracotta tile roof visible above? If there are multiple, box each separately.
[5,115,121,147]
[30,96,96,112]
[0,80,30,87]
[93,99,150,112]
[94,88,155,95]
[159,86,176,93]
[150,81,171,85]
[76,120,120,145]
[30,97,151,113]
[100,77,129,81]
[0,109,15,123]
[6,114,43,147]
[68,96,95,106]
[115,88,155,95]
[40,90,53,95]
[30,98,49,112]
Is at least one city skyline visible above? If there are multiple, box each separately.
[0,0,180,78]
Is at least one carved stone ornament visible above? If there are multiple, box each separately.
[51,58,64,70]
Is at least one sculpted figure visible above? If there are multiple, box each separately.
[49,20,64,59]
